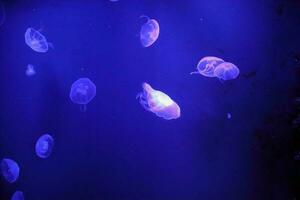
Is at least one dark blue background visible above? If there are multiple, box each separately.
[0,0,300,199]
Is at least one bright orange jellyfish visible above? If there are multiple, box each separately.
[140,16,160,47]
[190,56,225,77]
[213,62,240,81]
[136,82,180,120]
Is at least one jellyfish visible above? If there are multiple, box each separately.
[213,62,240,81]
[0,158,20,183]
[24,27,52,53]
[190,56,225,77]
[140,16,160,47]
[35,134,54,158]
[136,82,180,120]
[25,64,36,76]
[11,191,24,200]
[227,112,232,119]
[69,78,96,111]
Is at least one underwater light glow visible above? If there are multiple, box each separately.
[11,191,24,200]
[137,82,180,120]
[0,158,20,183]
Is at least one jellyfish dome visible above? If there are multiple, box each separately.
[25,64,36,76]
[213,62,240,81]
[11,191,24,200]
[136,82,180,120]
[70,78,96,110]
[0,158,20,183]
[25,28,51,53]
[140,16,160,47]
[35,134,54,158]
[190,56,225,77]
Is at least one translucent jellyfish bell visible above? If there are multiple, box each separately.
[213,62,240,81]
[69,78,96,111]
[190,56,225,77]
[25,27,52,53]
[25,64,36,76]
[136,82,180,120]
[0,158,20,183]
[11,191,24,200]
[35,134,54,158]
[140,16,160,47]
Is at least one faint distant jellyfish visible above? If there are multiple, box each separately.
[136,82,180,120]
[25,64,36,76]
[24,27,52,53]
[213,62,240,81]
[11,191,24,200]
[227,112,232,119]
[140,16,160,47]
[35,134,54,158]
[0,158,20,183]
[190,56,225,77]
[69,78,96,111]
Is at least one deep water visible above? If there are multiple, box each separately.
[0,0,300,200]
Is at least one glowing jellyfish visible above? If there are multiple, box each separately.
[213,62,240,81]
[0,158,20,183]
[140,16,160,47]
[35,134,54,158]
[190,56,225,77]
[11,191,24,200]
[69,78,96,111]
[136,82,180,120]
[25,28,52,53]
[25,64,36,76]
[227,112,232,119]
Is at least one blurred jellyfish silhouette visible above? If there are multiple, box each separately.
[136,82,180,120]
[0,158,20,183]
[213,62,240,81]
[227,112,232,119]
[0,1,5,27]
[190,56,225,77]
[70,78,96,112]
[11,191,24,200]
[35,134,54,158]
[109,0,119,2]
[25,28,53,53]
[25,64,36,76]
[140,16,160,47]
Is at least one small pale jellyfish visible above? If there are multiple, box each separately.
[25,64,36,76]
[0,158,20,183]
[227,112,232,119]
[213,62,240,81]
[11,191,24,200]
[69,78,96,111]
[136,82,180,120]
[35,134,54,158]
[25,27,52,53]
[140,15,160,47]
[190,56,225,77]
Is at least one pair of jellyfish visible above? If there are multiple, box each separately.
[11,191,24,200]
[0,158,20,183]
[191,56,240,81]
[25,64,36,76]
[35,134,54,158]
[25,28,53,53]
[140,16,160,47]
[136,83,180,120]
[69,78,96,112]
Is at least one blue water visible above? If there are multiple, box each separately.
[0,1,300,199]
